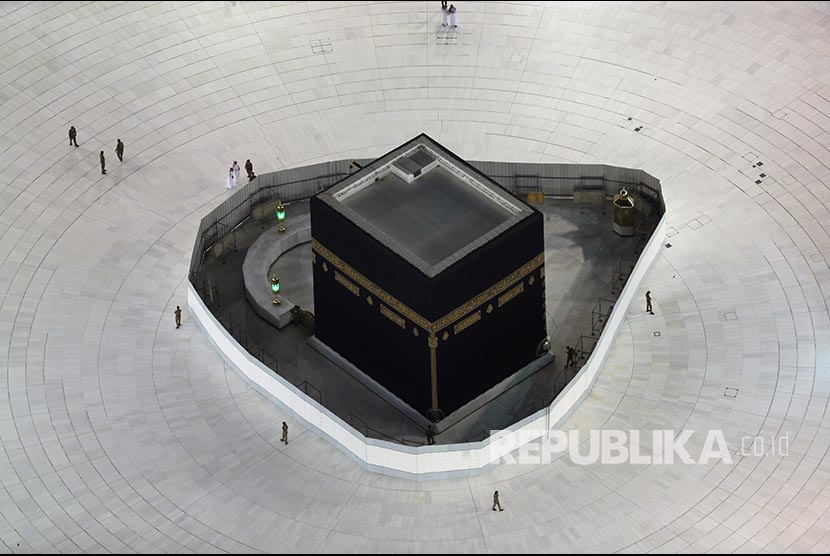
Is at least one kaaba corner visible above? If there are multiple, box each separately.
[310,134,547,420]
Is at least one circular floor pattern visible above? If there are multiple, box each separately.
[1,1,829,553]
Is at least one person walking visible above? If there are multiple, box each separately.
[175,306,182,329]
[233,161,241,187]
[565,346,573,367]
[646,290,654,315]
[100,151,106,175]
[426,424,436,445]
[226,166,234,190]
[245,159,255,181]
[449,4,457,28]
[115,139,124,162]
[441,0,448,26]
[69,126,79,147]
[281,421,289,445]
[492,491,503,512]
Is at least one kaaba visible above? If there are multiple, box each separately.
[310,134,547,419]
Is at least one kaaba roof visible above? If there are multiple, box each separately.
[316,134,535,277]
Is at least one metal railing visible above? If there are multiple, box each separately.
[189,160,666,294]
[188,158,667,445]
[575,335,599,363]
[347,413,426,447]
[591,297,616,336]
[464,429,489,443]
[298,381,322,404]
[611,258,630,294]
[189,159,367,292]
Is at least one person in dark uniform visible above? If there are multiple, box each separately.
[565,345,573,367]
[115,139,124,162]
[492,491,503,511]
[281,421,288,444]
[646,290,654,315]
[175,306,182,329]
[100,151,106,174]
[426,424,435,445]
[69,126,78,147]
[245,159,255,180]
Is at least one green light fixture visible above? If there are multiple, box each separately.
[270,275,281,305]
[276,202,286,233]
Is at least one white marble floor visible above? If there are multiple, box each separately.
[1,1,829,553]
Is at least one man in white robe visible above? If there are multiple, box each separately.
[233,161,241,187]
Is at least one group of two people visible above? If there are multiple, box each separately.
[441,0,458,28]
[226,159,256,190]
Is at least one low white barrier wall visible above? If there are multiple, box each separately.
[189,215,666,479]
[242,219,312,328]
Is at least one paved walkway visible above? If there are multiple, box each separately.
[0,1,829,553]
